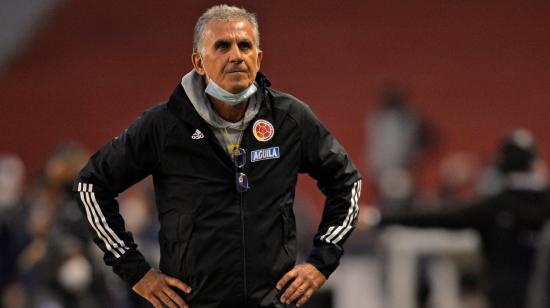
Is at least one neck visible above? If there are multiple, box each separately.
[209,96,248,122]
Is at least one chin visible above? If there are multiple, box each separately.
[225,82,250,93]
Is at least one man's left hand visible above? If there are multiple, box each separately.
[276,263,326,307]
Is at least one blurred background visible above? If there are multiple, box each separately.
[1,0,549,307]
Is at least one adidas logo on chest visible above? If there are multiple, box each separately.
[191,129,204,139]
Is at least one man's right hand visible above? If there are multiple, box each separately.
[132,268,192,308]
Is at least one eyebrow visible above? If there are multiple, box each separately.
[237,38,253,44]
[237,39,253,46]
[213,38,253,48]
[214,39,231,49]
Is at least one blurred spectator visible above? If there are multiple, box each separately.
[365,81,434,214]
[378,129,550,308]
[15,143,116,308]
[0,154,27,308]
[0,154,25,209]
[0,144,181,308]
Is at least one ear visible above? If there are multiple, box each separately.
[192,53,205,75]
[256,49,263,69]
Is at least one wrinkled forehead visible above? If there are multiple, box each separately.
[202,19,257,45]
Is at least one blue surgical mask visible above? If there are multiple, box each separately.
[200,55,258,106]
[204,78,257,106]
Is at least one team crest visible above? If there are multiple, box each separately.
[252,119,274,142]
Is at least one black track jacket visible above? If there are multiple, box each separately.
[73,73,361,307]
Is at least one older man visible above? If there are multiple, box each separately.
[74,5,361,308]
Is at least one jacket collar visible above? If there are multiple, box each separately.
[166,72,276,162]
[167,72,273,126]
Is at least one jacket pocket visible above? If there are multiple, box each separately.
[280,204,296,260]
[159,212,194,277]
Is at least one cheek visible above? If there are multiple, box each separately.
[248,58,260,70]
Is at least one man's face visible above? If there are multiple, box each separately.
[192,19,263,94]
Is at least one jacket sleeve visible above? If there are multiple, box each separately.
[299,105,362,278]
[73,110,163,286]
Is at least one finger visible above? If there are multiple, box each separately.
[296,288,315,307]
[164,288,188,308]
[157,291,177,308]
[281,277,303,303]
[165,275,192,294]
[286,280,310,304]
[147,294,163,308]
[276,269,297,290]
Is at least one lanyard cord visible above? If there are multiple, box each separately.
[222,114,246,156]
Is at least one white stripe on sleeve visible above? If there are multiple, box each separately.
[319,179,361,245]
[88,184,128,252]
[331,181,361,243]
[79,183,123,257]
[320,226,336,242]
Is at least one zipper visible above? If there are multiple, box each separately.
[240,191,247,305]
[239,124,250,305]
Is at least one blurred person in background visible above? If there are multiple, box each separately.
[73,4,361,308]
[0,154,27,308]
[15,143,114,308]
[375,129,550,308]
[365,81,434,215]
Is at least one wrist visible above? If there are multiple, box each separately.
[306,245,343,278]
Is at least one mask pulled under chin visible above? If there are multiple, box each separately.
[204,78,258,106]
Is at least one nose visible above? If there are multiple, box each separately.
[228,43,243,63]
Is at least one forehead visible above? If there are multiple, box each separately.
[202,19,256,44]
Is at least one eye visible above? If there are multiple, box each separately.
[238,41,252,51]
[215,41,230,50]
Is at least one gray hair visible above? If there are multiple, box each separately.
[193,5,260,54]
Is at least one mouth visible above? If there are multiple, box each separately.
[226,69,248,74]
